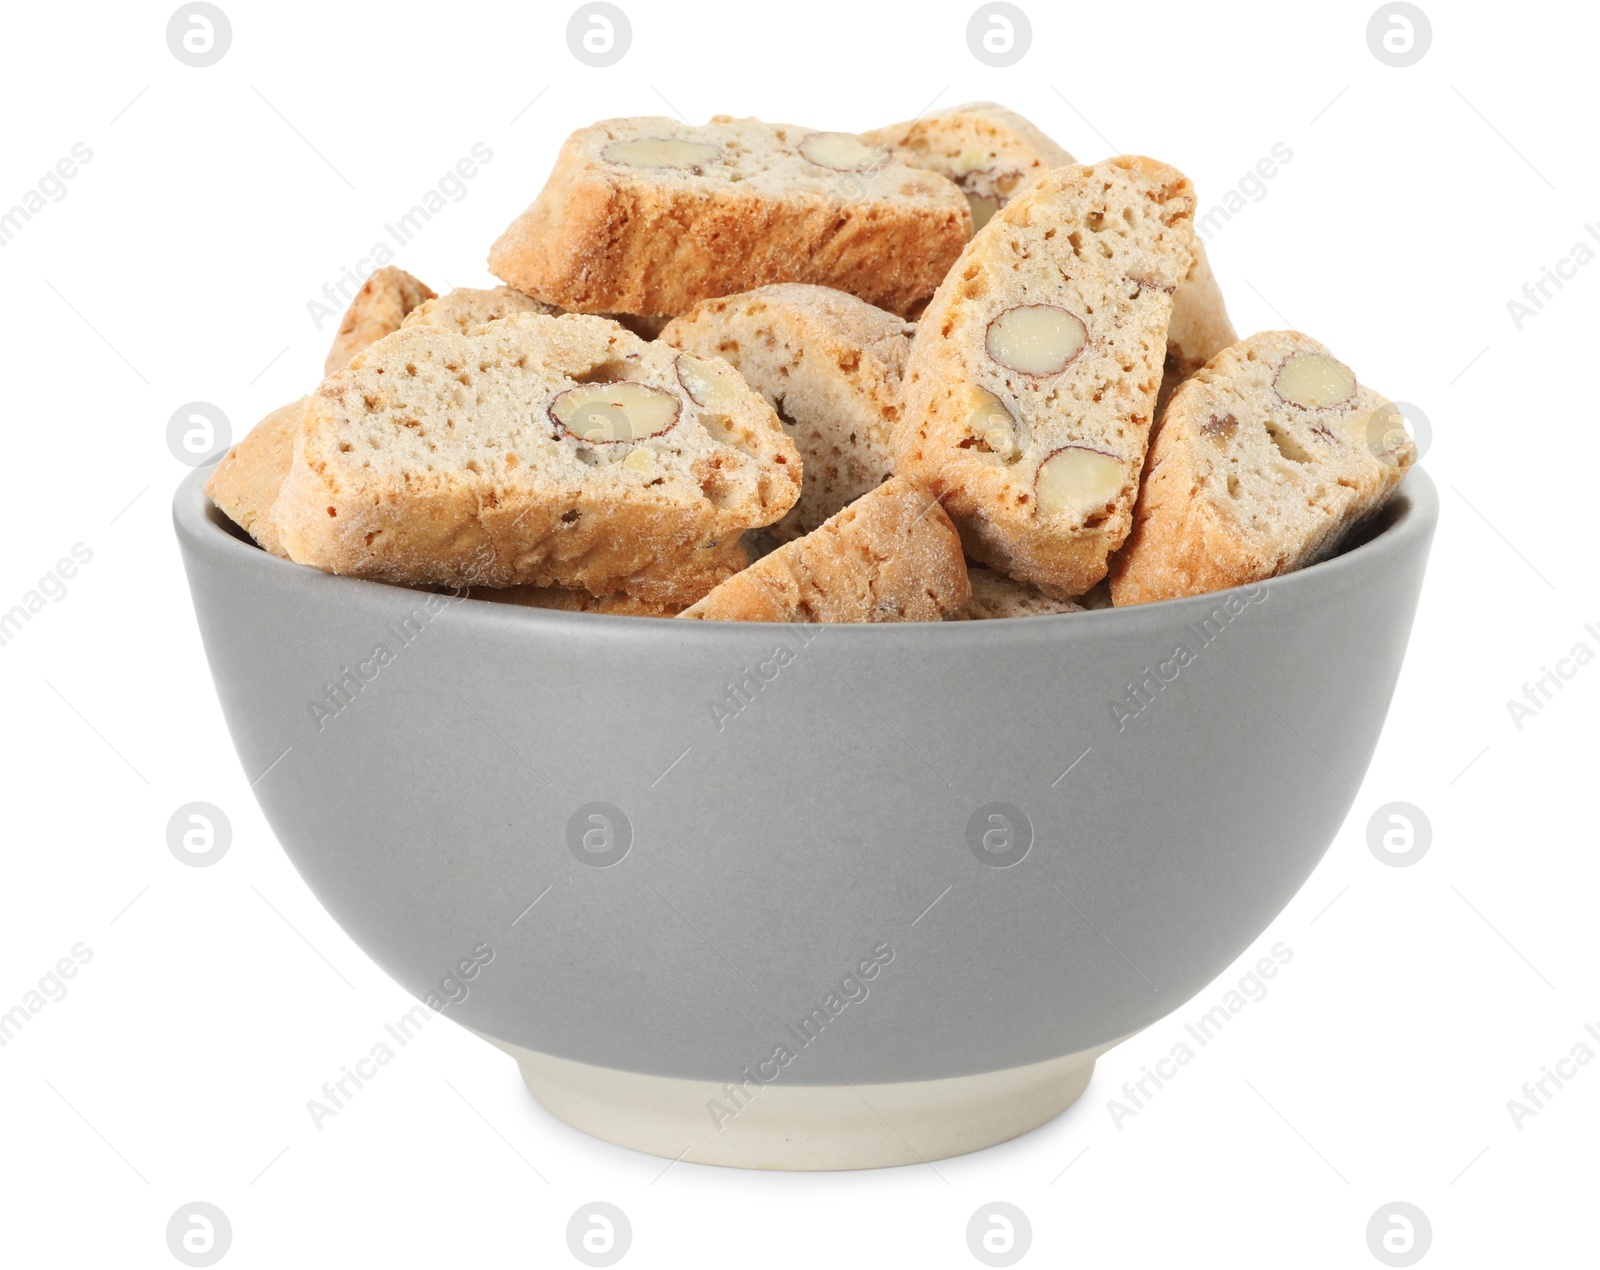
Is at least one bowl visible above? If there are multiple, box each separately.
[174,466,1437,1170]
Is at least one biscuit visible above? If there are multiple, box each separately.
[661,284,913,540]
[1110,331,1415,605]
[402,285,559,333]
[863,102,1233,397]
[470,531,747,614]
[272,313,800,593]
[611,536,750,607]
[894,156,1197,598]
[861,100,1074,231]
[949,566,1085,619]
[324,267,436,375]
[679,477,969,622]
[487,116,971,319]
[204,398,307,557]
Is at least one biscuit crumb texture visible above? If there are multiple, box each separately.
[865,103,1232,396]
[862,101,1074,228]
[1110,330,1414,605]
[662,284,913,540]
[895,156,1197,598]
[680,476,969,622]
[273,312,800,594]
[488,116,971,319]
[403,285,560,334]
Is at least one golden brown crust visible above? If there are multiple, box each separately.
[1110,331,1414,605]
[613,537,750,606]
[487,117,971,319]
[204,399,307,557]
[894,156,1197,599]
[324,268,436,375]
[273,314,800,593]
[679,477,969,622]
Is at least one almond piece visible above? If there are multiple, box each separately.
[1273,352,1356,409]
[963,385,1023,460]
[601,138,720,169]
[798,132,887,172]
[966,193,1001,230]
[1035,446,1123,521]
[675,353,737,410]
[985,304,1088,376]
[549,382,681,443]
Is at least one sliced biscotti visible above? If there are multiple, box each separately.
[324,267,436,375]
[402,285,559,333]
[863,103,1234,405]
[680,477,969,622]
[862,101,1075,231]
[895,156,1197,598]
[205,399,309,557]
[661,285,913,540]
[273,313,800,592]
[949,567,1085,620]
[487,116,971,320]
[1110,331,1415,605]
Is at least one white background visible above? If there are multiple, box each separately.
[1,0,1594,1265]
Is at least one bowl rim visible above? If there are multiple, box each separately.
[173,465,1439,638]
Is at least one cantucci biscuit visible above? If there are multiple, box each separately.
[679,477,969,622]
[473,536,749,610]
[1111,331,1414,605]
[948,566,1085,620]
[324,267,435,375]
[273,313,800,592]
[204,398,308,557]
[862,101,1074,231]
[402,285,559,333]
[487,116,970,319]
[863,103,1234,394]
[895,157,1197,598]
[661,284,913,540]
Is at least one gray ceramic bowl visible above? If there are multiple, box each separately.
[175,467,1436,1169]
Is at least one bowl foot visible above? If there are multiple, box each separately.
[477,1034,1116,1170]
